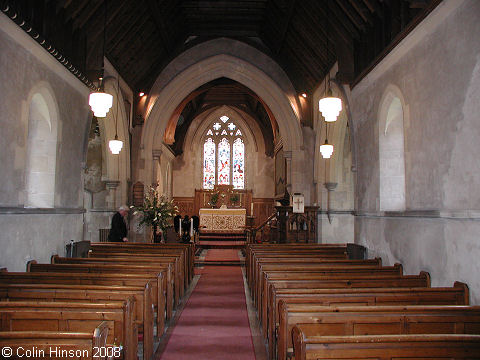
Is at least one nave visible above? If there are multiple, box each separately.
[2,241,480,360]
[155,248,259,360]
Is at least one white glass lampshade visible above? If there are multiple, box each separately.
[320,142,334,159]
[109,138,123,154]
[89,91,113,117]
[319,96,342,122]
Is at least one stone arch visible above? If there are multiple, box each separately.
[24,82,59,208]
[378,84,407,211]
[141,54,303,188]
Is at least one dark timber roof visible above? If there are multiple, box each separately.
[3,0,442,95]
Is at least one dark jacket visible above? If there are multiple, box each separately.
[108,212,127,242]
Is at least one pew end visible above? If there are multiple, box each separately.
[454,281,470,305]
[419,271,431,287]
[26,259,37,272]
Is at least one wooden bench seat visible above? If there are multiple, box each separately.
[48,256,173,322]
[90,242,194,284]
[1,269,166,328]
[27,261,170,324]
[291,330,480,360]
[267,282,469,359]
[0,283,154,360]
[279,304,480,360]
[86,252,184,301]
[248,258,381,292]
[0,321,109,360]
[0,301,135,360]
[261,272,431,341]
[256,264,403,310]
[89,251,189,297]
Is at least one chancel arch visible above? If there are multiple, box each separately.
[140,54,306,196]
[378,84,407,212]
[24,82,59,208]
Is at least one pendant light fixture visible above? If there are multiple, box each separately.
[88,0,113,118]
[319,3,342,123]
[320,122,334,159]
[108,77,123,155]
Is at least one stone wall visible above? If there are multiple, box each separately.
[350,0,480,303]
[0,13,90,270]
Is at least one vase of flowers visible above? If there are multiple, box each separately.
[209,192,219,208]
[131,186,178,243]
[230,193,239,206]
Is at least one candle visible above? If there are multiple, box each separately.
[190,218,194,237]
[250,202,254,216]
[178,217,181,236]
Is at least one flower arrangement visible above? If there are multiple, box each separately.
[130,186,178,241]
[230,193,239,203]
[209,192,219,207]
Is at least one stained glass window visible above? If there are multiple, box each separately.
[217,138,230,185]
[203,138,216,189]
[232,138,244,189]
[202,116,245,189]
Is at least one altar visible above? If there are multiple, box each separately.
[199,208,246,232]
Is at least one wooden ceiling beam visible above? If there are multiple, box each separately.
[108,8,151,56]
[181,1,267,10]
[74,0,103,29]
[361,0,384,17]
[346,0,374,25]
[145,0,180,52]
[325,0,361,39]
[86,1,126,42]
[334,0,367,31]
[62,0,89,24]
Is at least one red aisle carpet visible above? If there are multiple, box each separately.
[156,249,256,360]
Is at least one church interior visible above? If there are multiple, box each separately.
[1,0,480,358]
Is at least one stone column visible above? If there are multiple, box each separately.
[284,150,292,201]
[152,149,162,188]
[105,180,120,210]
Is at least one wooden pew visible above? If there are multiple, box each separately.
[245,244,358,276]
[291,330,480,360]
[88,250,185,294]
[262,272,431,342]
[27,261,170,324]
[279,303,480,360]
[0,270,165,333]
[86,252,184,302]
[90,242,194,285]
[49,256,172,322]
[268,282,470,359]
[0,301,135,360]
[90,242,195,283]
[256,264,403,312]
[0,321,110,360]
[0,283,154,360]
[248,257,382,292]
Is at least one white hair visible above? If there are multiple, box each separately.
[119,205,129,212]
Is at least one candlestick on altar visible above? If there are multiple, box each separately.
[178,217,182,236]
[190,218,194,237]
[250,202,254,216]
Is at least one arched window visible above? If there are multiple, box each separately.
[379,87,406,211]
[25,91,58,208]
[202,116,245,189]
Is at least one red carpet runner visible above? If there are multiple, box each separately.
[156,249,256,360]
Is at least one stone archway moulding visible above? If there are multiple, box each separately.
[141,54,305,192]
